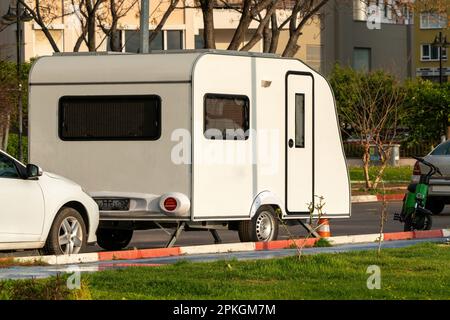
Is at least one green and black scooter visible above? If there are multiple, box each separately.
[394,156,442,231]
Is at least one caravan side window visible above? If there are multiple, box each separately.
[59,95,161,141]
[204,94,249,140]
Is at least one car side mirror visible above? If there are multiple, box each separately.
[26,164,43,178]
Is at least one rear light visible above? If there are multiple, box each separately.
[413,161,421,175]
[163,197,177,211]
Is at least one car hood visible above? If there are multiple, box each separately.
[43,172,80,187]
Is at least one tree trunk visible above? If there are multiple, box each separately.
[362,143,372,190]
[282,33,301,57]
[269,13,279,53]
[87,14,97,51]
[200,0,216,49]
[372,145,391,189]
[262,22,271,53]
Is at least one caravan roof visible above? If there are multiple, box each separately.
[29,50,283,85]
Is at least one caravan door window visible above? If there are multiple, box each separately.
[295,93,305,148]
[204,94,249,140]
[59,95,161,141]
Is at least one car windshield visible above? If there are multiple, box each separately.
[431,141,450,156]
[0,153,20,178]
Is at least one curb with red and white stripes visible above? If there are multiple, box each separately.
[3,228,449,266]
[351,193,404,203]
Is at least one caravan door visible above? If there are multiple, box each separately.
[285,72,314,215]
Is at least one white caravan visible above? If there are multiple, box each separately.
[29,50,350,250]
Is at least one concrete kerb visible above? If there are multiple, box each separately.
[351,193,404,203]
[2,229,448,266]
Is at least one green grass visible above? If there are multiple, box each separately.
[3,243,448,300]
[349,166,412,182]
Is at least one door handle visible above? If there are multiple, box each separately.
[288,139,294,148]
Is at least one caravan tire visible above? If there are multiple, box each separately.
[238,206,279,242]
[97,228,133,251]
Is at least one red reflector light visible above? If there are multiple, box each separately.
[413,161,421,175]
[163,197,177,211]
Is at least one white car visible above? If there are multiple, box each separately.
[0,150,99,255]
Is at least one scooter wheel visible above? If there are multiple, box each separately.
[404,214,432,231]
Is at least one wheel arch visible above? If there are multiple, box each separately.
[249,191,285,219]
[60,201,90,235]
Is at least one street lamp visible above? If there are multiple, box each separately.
[432,31,449,85]
[1,2,33,162]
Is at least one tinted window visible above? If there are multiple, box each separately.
[0,153,19,178]
[431,141,450,155]
[150,31,164,50]
[295,94,305,148]
[59,96,161,141]
[167,30,182,50]
[204,94,249,140]
[124,30,164,52]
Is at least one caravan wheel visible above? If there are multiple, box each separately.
[238,206,279,242]
[97,228,133,251]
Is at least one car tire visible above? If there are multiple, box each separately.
[238,206,279,242]
[425,198,445,215]
[97,228,134,251]
[42,207,87,255]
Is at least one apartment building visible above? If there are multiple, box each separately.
[414,7,449,82]
[321,0,414,80]
[0,0,323,72]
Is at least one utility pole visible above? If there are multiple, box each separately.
[140,0,149,53]
[16,0,23,162]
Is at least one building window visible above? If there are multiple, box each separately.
[204,94,250,140]
[421,44,448,61]
[420,13,447,29]
[295,94,305,148]
[124,30,140,53]
[306,45,322,72]
[59,95,161,141]
[353,48,371,72]
[123,30,182,52]
[195,33,204,49]
[150,31,164,50]
[166,30,183,50]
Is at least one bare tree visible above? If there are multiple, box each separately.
[281,0,328,57]
[332,68,405,190]
[148,0,181,47]
[97,0,139,51]
[71,0,106,52]
[17,0,63,52]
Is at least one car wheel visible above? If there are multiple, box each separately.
[42,207,87,255]
[97,228,134,251]
[425,198,445,215]
[238,206,279,242]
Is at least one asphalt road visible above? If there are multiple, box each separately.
[2,201,450,257]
